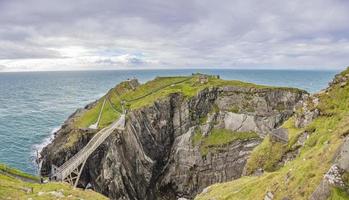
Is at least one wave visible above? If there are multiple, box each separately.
[31,126,61,159]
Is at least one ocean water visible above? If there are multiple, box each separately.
[0,69,338,174]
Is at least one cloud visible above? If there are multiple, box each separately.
[0,41,61,59]
[0,0,349,71]
[95,54,159,67]
[0,65,7,71]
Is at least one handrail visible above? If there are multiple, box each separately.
[52,114,125,181]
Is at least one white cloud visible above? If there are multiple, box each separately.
[0,65,7,71]
[0,0,349,71]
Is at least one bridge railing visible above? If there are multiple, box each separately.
[53,114,125,181]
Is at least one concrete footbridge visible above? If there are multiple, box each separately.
[51,114,126,187]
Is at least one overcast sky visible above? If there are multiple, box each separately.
[0,0,349,72]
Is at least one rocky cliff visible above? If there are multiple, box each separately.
[196,68,349,200]
[40,75,306,200]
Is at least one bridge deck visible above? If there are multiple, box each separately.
[52,114,125,181]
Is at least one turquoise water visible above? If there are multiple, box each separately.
[0,69,338,174]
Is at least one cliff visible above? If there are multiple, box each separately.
[196,68,349,200]
[40,74,306,200]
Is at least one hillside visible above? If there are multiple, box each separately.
[40,74,306,199]
[196,68,349,200]
[0,164,107,199]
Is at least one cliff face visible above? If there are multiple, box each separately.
[196,68,349,200]
[40,77,306,200]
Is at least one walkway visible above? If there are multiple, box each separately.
[51,114,126,186]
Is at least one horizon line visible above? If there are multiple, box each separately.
[0,67,342,73]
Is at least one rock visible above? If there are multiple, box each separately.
[200,124,211,136]
[309,179,331,200]
[201,186,210,194]
[296,132,309,146]
[264,191,274,200]
[20,187,33,194]
[279,130,312,166]
[310,135,349,200]
[336,138,349,171]
[329,72,349,87]
[48,191,65,198]
[252,168,264,176]
[38,191,45,196]
[40,83,306,200]
[270,128,288,143]
[324,164,345,187]
[294,97,320,128]
[223,112,257,133]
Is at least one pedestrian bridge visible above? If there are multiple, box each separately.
[51,114,126,187]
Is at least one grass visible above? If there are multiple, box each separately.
[329,187,349,200]
[0,164,39,182]
[64,73,304,175]
[196,69,349,200]
[244,117,305,175]
[75,74,302,129]
[192,128,259,156]
[244,135,285,174]
[0,173,107,200]
[0,163,107,199]
[228,105,240,113]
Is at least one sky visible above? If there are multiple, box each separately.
[0,0,349,72]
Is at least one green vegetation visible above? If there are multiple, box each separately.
[276,102,286,111]
[245,117,306,175]
[192,128,259,156]
[244,135,284,174]
[75,74,301,129]
[64,128,96,148]
[196,69,349,200]
[74,95,121,129]
[329,187,349,200]
[199,115,208,124]
[0,164,39,182]
[228,105,240,113]
[0,165,107,199]
[192,128,203,146]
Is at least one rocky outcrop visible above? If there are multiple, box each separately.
[309,69,349,200]
[310,136,349,200]
[40,84,306,200]
[294,95,319,128]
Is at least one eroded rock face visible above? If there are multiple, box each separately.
[310,136,349,200]
[294,95,319,128]
[40,86,306,200]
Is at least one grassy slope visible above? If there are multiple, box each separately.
[193,128,260,156]
[0,74,305,199]
[0,165,107,200]
[244,118,305,175]
[196,69,349,200]
[69,75,301,149]
[74,74,301,129]
[0,164,39,182]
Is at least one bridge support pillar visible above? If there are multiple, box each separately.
[62,159,88,188]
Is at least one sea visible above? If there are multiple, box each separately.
[0,69,339,174]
